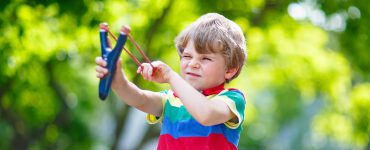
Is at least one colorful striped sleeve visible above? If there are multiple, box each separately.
[215,89,246,129]
[146,90,168,124]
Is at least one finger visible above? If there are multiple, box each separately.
[148,66,153,76]
[147,67,153,81]
[143,63,154,80]
[137,65,143,74]
[151,61,163,75]
[96,66,108,74]
[142,64,150,80]
[116,58,122,67]
[96,73,105,78]
[95,57,107,67]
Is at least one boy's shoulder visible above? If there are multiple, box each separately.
[219,88,246,103]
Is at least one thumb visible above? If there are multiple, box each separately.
[116,58,122,68]
[114,58,124,75]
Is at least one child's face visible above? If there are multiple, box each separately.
[180,40,231,90]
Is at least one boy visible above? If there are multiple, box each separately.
[95,13,247,150]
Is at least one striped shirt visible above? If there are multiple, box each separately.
[147,85,246,150]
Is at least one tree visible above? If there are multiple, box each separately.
[0,0,369,149]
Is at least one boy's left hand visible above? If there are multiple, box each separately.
[137,61,174,83]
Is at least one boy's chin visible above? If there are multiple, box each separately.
[187,81,203,91]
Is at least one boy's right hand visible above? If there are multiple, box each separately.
[95,56,125,90]
[137,61,174,84]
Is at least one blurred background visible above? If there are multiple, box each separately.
[0,0,369,150]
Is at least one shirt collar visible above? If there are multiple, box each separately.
[201,83,225,96]
[173,83,225,97]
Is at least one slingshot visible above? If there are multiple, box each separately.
[99,23,154,100]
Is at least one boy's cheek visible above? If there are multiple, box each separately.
[179,64,186,76]
[180,61,187,70]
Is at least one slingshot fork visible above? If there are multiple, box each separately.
[98,23,154,100]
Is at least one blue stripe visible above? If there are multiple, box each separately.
[160,117,240,146]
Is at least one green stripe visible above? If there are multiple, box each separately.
[164,101,192,122]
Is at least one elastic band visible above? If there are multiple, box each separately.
[107,29,153,67]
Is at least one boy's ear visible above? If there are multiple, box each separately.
[225,68,238,80]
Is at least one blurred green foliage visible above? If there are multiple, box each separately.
[0,0,369,150]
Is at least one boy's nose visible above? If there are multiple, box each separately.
[188,59,200,68]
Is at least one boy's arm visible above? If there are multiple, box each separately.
[113,76,163,116]
[96,57,163,116]
[168,72,235,126]
[138,61,235,126]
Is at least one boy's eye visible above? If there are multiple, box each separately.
[182,55,192,59]
[202,57,212,61]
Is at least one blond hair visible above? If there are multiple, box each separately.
[175,13,247,82]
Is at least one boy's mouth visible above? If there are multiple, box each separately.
[186,72,201,77]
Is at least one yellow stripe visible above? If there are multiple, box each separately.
[146,92,167,124]
[167,90,183,107]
